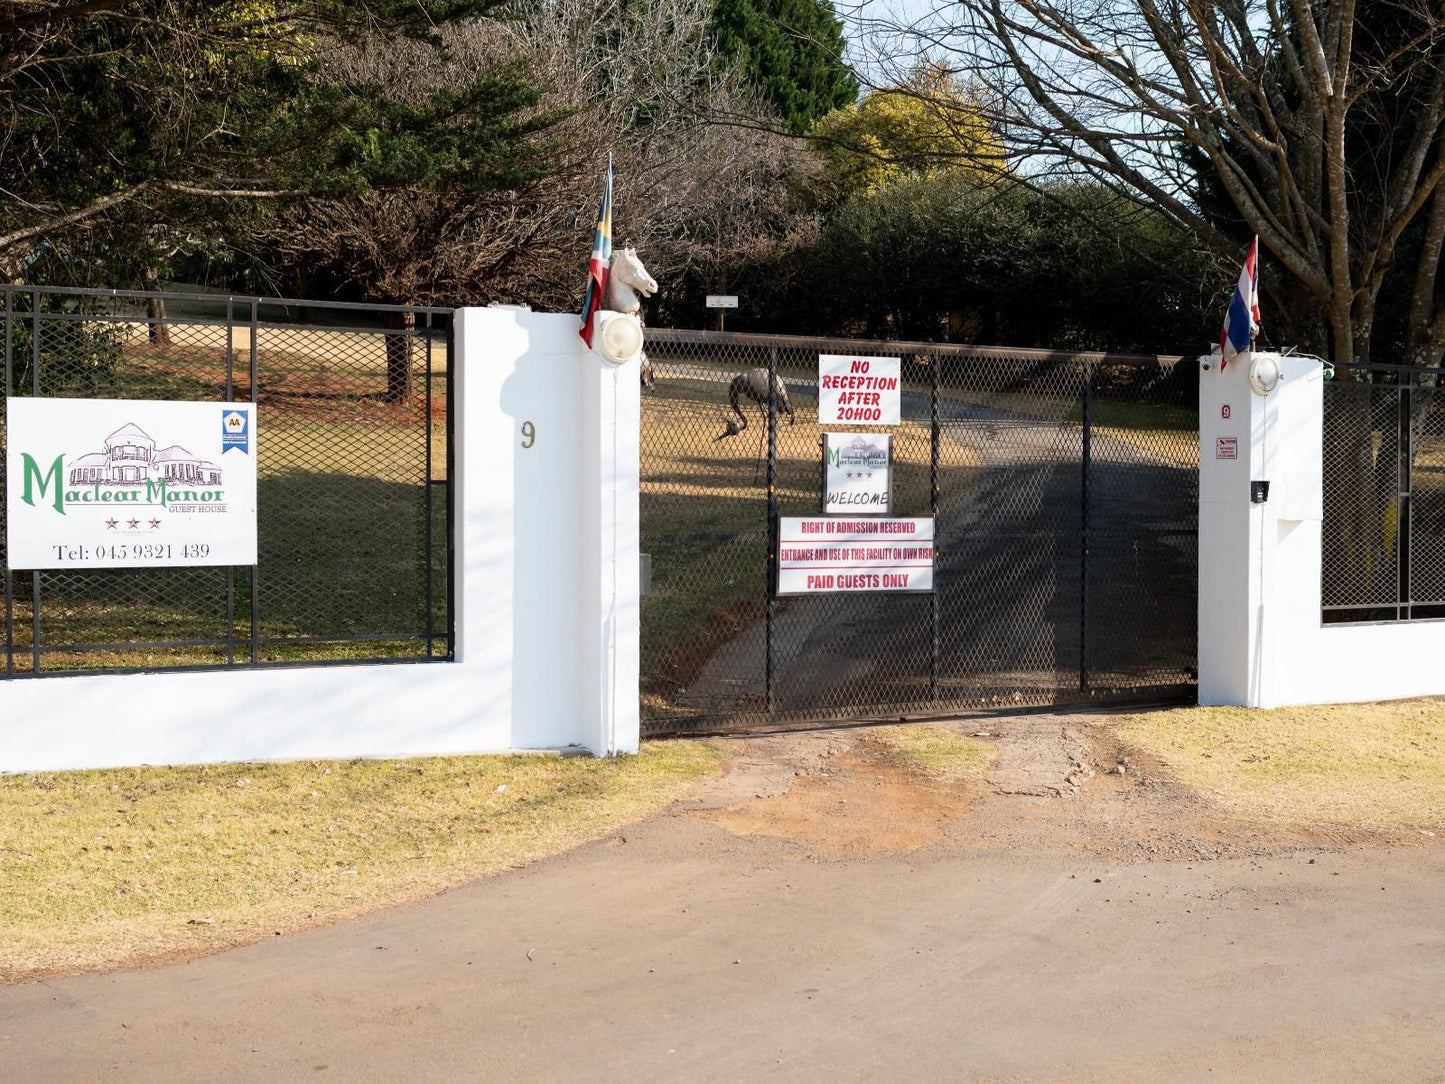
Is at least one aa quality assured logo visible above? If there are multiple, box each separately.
[222,409,249,452]
[19,419,228,515]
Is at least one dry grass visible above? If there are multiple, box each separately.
[0,742,726,982]
[865,724,996,782]
[1115,700,1445,830]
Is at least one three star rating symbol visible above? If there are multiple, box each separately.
[104,518,162,530]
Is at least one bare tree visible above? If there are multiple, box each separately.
[261,0,804,313]
[854,0,1445,369]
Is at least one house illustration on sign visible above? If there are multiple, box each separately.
[843,436,885,460]
[66,422,223,487]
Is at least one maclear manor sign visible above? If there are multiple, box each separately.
[823,433,892,513]
[5,398,258,569]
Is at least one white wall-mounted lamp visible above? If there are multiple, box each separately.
[596,312,644,365]
[1249,353,1281,396]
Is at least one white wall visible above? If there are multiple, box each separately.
[0,308,641,772]
[1198,351,1445,707]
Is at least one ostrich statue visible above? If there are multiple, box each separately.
[713,368,796,440]
[714,367,796,480]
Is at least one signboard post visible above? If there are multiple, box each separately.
[818,354,901,426]
[777,516,933,595]
[5,398,259,569]
[705,294,739,331]
[823,433,891,513]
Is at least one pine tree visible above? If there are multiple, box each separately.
[711,0,857,132]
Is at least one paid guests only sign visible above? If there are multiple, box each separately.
[818,354,901,425]
[777,516,934,595]
[6,398,259,569]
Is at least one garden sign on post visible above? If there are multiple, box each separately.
[5,398,258,569]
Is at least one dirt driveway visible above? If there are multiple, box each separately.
[4,716,1444,1082]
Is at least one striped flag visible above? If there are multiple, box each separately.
[579,156,613,348]
[1220,235,1260,369]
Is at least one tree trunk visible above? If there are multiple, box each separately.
[383,310,414,403]
[144,269,171,347]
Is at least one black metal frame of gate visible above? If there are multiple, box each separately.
[639,329,1199,737]
[2,284,454,678]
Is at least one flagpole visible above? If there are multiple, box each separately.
[1248,237,1260,356]
[1250,236,1259,354]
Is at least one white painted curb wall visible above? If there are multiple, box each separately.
[1198,351,1445,706]
[0,308,641,771]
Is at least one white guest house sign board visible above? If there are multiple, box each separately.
[5,398,258,569]
[818,354,901,426]
[824,432,891,513]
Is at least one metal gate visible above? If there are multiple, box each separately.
[2,285,452,677]
[639,329,1198,736]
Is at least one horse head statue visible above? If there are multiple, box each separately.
[604,246,657,315]
[602,246,658,390]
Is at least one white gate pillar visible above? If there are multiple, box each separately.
[457,306,640,755]
[579,325,642,756]
[1197,351,1324,707]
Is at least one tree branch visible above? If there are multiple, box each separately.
[0,180,150,251]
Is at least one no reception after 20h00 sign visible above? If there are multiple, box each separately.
[818,354,901,426]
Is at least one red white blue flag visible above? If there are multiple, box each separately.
[579,156,613,348]
[1220,235,1260,369]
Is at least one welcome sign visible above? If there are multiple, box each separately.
[5,398,258,569]
[824,432,891,513]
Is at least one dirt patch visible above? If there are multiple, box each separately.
[680,712,1435,866]
[697,743,970,858]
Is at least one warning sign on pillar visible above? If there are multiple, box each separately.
[777,516,934,596]
[818,354,901,425]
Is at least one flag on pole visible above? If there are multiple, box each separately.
[579,155,613,348]
[1220,235,1260,369]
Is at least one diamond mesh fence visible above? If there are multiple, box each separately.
[2,286,452,677]
[640,329,1198,736]
[1323,367,1445,622]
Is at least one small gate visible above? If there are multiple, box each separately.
[639,329,1198,736]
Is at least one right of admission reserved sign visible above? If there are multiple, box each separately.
[777,516,934,596]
